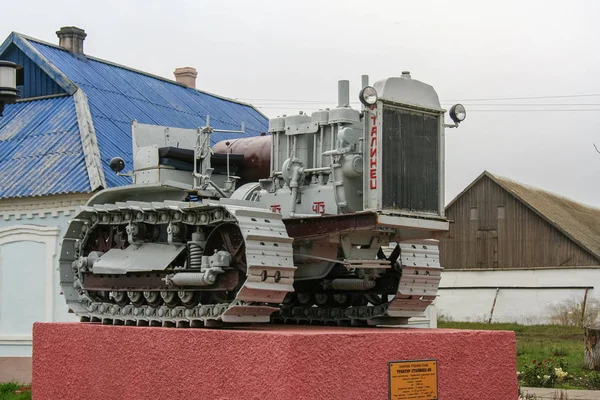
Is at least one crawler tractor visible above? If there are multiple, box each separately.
[59,73,466,327]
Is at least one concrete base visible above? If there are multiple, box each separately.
[33,323,517,400]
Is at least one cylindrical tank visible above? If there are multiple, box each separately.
[213,135,272,182]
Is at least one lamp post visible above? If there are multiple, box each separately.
[0,61,22,117]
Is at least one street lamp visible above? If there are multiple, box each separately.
[0,61,22,117]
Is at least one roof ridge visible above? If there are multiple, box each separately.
[487,171,600,212]
[18,33,266,116]
[444,170,488,209]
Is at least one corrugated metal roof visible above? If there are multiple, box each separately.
[26,39,268,189]
[447,171,600,262]
[1,42,65,99]
[0,96,90,197]
[0,32,268,198]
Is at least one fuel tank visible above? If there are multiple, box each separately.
[213,135,272,182]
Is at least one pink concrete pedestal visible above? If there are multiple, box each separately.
[33,323,517,400]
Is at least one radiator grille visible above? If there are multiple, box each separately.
[381,106,439,213]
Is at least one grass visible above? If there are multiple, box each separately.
[0,383,30,400]
[438,321,600,390]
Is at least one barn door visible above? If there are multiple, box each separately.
[476,230,498,268]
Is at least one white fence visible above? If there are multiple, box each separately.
[435,268,599,325]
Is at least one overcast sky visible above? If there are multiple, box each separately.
[4,0,600,206]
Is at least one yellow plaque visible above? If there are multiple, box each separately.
[388,359,438,400]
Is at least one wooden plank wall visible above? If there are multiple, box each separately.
[440,176,599,269]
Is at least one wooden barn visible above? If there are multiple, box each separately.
[440,171,600,269]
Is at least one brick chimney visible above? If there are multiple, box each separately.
[174,67,198,89]
[56,26,87,54]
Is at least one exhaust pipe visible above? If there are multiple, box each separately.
[337,80,349,107]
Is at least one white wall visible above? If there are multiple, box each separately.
[0,241,46,334]
[436,268,600,325]
[0,197,86,357]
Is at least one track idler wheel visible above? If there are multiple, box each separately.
[143,291,161,307]
[178,291,199,308]
[161,291,179,308]
[203,222,248,301]
[297,293,313,305]
[128,291,144,307]
[332,293,351,307]
[282,293,296,305]
[112,291,128,306]
[314,293,332,307]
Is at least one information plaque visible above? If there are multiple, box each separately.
[388,359,438,400]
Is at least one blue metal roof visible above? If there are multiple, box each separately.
[0,32,268,197]
[1,42,65,99]
[0,96,90,198]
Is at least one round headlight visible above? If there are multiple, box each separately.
[359,86,378,106]
[109,157,125,173]
[449,103,466,123]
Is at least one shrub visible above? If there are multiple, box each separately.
[549,298,599,327]
[520,357,568,388]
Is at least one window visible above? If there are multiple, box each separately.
[470,207,478,220]
[497,206,505,219]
